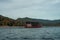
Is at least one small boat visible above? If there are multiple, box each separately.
[25,21,42,28]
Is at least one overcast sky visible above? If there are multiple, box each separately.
[0,0,60,20]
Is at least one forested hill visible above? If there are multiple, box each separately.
[0,15,60,26]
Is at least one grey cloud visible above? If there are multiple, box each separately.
[0,0,60,20]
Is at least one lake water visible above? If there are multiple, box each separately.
[0,27,60,40]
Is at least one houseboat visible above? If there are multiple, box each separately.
[25,21,42,28]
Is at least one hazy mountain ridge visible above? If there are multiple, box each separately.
[0,15,60,26]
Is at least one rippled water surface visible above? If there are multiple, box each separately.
[0,27,60,40]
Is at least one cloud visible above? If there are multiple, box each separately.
[0,0,60,20]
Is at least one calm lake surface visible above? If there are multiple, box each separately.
[0,26,60,40]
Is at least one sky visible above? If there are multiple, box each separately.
[0,0,60,20]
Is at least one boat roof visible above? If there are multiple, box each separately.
[26,21,39,24]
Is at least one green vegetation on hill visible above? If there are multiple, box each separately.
[0,15,60,26]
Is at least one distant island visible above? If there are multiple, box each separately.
[0,15,60,27]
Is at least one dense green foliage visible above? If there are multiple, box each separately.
[0,15,60,26]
